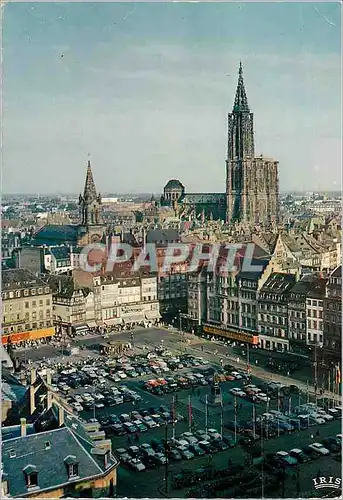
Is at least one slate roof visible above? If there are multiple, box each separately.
[146,229,181,244]
[238,259,270,280]
[180,193,226,204]
[164,179,184,190]
[49,246,71,261]
[48,275,90,299]
[2,269,47,291]
[2,426,109,497]
[33,224,80,245]
[288,275,319,296]
[260,273,296,294]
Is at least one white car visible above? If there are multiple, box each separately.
[231,372,243,380]
[237,391,247,398]
[74,395,83,403]
[309,415,325,425]
[129,458,146,471]
[207,429,222,440]
[230,388,242,395]
[316,411,334,421]
[142,417,157,428]
[309,443,330,456]
[257,393,270,402]
[117,372,127,379]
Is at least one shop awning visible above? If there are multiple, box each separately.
[122,314,145,324]
[104,318,123,326]
[87,321,97,328]
[73,323,88,332]
[145,311,161,320]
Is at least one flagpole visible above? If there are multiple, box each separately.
[234,394,237,445]
[172,395,176,440]
[188,395,192,433]
[277,388,280,437]
[220,401,223,437]
[205,395,208,434]
[266,398,269,440]
[306,380,310,429]
[252,396,256,439]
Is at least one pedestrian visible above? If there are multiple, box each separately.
[201,345,204,352]
[316,430,320,437]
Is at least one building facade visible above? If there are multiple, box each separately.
[258,273,296,351]
[322,265,342,364]
[226,63,279,226]
[306,279,326,347]
[1,269,55,345]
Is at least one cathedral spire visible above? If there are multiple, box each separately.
[83,159,98,202]
[79,159,103,227]
[233,61,250,112]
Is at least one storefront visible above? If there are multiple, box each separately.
[122,313,145,326]
[258,334,289,351]
[203,324,259,345]
[1,327,55,345]
[104,318,123,329]
[145,311,161,323]
[72,323,89,336]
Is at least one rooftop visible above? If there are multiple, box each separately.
[2,424,116,498]
[2,269,47,291]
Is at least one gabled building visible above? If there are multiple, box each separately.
[305,278,326,347]
[48,275,93,336]
[258,272,297,351]
[287,275,324,349]
[322,265,342,365]
[1,269,55,346]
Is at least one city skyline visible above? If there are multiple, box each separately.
[3,2,341,195]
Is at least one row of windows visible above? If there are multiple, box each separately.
[25,299,50,308]
[307,319,323,331]
[307,299,323,307]
[258,315,287,326]
[2,287,50,300]
[307,309,323,318]
[3,320,52,334]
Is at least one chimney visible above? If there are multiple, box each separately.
[47,390,53,410]
[20,418,27,437]
[46,368,51,386]
[58,405,65,427]
[30,367,37,385]
[29,385,36,415]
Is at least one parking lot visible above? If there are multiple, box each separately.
[41,342,342,499]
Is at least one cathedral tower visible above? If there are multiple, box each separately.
[226,63,279,226]
[78,160,104,243]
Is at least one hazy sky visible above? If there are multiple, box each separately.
[3,2,341,195]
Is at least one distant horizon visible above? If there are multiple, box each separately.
[2,189,342,199]
[4,2,341,194]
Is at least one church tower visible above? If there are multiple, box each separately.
[226,63,279,226]
[78,160,104,244]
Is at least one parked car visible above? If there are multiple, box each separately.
[275,451,298,466]
[129,458,146,471]
[308,443,330,456]
[289,448,310,463]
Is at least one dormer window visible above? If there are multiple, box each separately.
[64,455,79,479]
[23,465,38,488]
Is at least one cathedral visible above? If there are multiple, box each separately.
[161,63,280,227]
[226,62,279,225]
[33,160,106,246]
